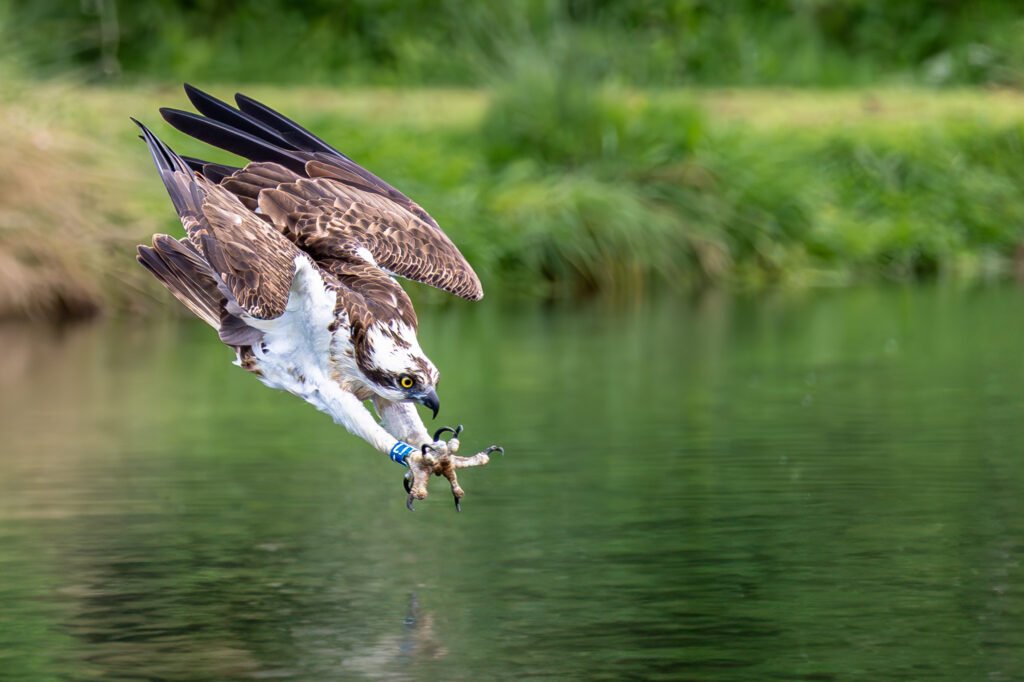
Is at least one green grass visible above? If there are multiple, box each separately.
[3,75,1024,319]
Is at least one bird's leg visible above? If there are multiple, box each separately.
[403,445,435,511]
[424,429,467,510]
[318,387,407,455]
[373,397,431,446]
[406,442,505,512]
[373,398,457,455]
[372,398,504,511]
[313,386,437,509]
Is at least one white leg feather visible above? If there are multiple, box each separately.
[373,398,431,446]
[314,386,399,454]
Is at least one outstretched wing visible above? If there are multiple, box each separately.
[256,174,484,300]
[159,84,484,301]
[134,120,311,323]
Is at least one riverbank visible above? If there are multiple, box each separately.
[3,80,1024,320]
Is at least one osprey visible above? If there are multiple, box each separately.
[135,84,502,511]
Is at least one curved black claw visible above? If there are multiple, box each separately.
[421,443,437,457]
[403,471,412,494]
[433,424,464,442]
[406,494,416,512]
[485,445,505,456]
[453,494,461,513]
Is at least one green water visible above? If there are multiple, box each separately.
[0,287,1022,681]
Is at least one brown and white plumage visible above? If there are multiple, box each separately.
[135,85,500,510]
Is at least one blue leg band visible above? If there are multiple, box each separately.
[389,441,414,467]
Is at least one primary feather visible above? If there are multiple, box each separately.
[157,86,482,301]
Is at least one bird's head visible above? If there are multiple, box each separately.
[358,324,441,417]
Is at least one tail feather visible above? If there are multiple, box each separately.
[137,236,221,328]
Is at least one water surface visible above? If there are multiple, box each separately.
[1,287,1022,681]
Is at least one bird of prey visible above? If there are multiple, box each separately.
[135,84,502,511]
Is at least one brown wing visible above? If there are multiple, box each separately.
[256,173,483,301]
[320,256,418,330]
[198,184,306,320]
[159,85,484,301]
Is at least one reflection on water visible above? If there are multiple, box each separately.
[1,287,1023,681]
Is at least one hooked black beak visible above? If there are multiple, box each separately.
[419,389,440,419]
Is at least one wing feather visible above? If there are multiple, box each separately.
[137,235,221,328]
[199,185,305,320]
[257,176,483,300]
[159,85,484,301]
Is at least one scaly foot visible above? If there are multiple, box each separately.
[402,426,503,511]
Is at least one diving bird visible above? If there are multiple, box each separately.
[134,84,502,511]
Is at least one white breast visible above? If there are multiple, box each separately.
[234,256,341,403]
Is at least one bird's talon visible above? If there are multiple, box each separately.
[400,435,501,508]
[419,443,439,465]
[432,424,463,442]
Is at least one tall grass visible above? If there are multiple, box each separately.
[0,81,131,319]
[474,60,1024,293]
[477,56,713,295]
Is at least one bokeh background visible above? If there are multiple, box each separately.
[2,3,1024,681]
[3,0,1024,319]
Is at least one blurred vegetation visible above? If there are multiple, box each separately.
[3,69,1024,319]
[2,2,1024,318]
[3,0,1024,87]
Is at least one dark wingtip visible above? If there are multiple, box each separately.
[159,106,185,123]
[130,117,151,138]
[183,83,223,113]
[160,106,208,128]
[183,83,202,107]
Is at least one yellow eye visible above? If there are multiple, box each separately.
[399,375,415,389]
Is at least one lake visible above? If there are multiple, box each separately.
[0,286,1022,681]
